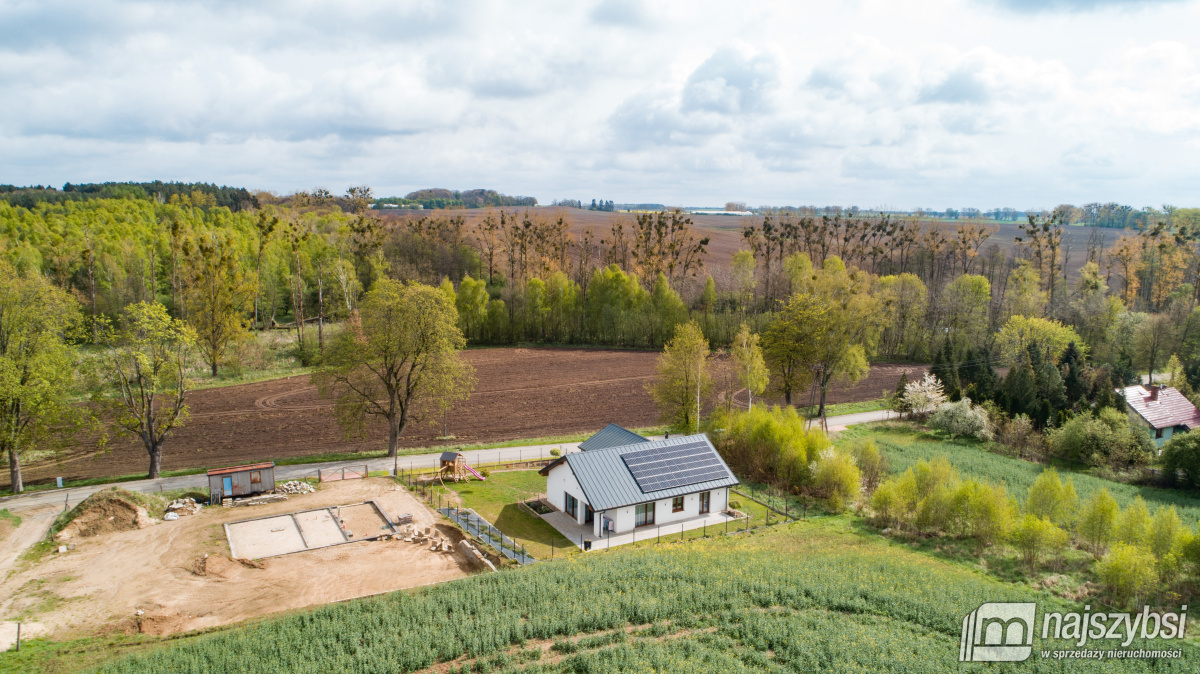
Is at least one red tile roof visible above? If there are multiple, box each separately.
[207,462,274,476]
[1119,386,1200,430]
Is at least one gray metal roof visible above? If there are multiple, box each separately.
[578,423,649,451]
[439,452,461,462]
[564,433,738,511]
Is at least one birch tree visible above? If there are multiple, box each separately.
[731,323,768,411]
[647,320,711,432]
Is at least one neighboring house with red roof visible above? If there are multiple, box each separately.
[1118,385,1200,447]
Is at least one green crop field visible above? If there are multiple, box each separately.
[845,423,1200,521]
[8,519,1182,673]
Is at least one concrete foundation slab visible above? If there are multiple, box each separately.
[224,501,394,559]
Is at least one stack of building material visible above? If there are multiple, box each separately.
[275,481,316,495]
[166,497,203,516]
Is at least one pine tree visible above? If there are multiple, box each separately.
[1061,342,1088,405]
[960,347,997,402]
[930,338,960,401]
[1092,370,1121,412]
[1003,354,1039,420]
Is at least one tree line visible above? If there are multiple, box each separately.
[6,185,1200,492]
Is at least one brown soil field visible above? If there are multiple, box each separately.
[25,348,662,483]
[22,348,928,485]
[0,478,468,639]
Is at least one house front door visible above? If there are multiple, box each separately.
[585,505,594,524]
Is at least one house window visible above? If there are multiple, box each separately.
[565,493,579,519]
[699,491,711,514]
[635,503,655,527]
[250,471,261,484]
[1156,428,1165,439]
[672,496,684,512]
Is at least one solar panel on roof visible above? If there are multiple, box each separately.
[620,441,730,493]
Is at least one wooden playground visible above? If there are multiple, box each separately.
[436,452,487,485]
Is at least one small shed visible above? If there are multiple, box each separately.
[208,462,275,503]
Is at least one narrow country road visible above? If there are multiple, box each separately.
[0,410,893,516]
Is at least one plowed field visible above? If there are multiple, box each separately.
[21,348,926,485]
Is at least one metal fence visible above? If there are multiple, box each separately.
[319,465,369,482]
[439,507,536,565]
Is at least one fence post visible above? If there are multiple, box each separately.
[657,527,660,544]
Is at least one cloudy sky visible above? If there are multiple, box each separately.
[2,0,1199,209]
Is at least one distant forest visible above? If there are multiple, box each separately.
[1,182,256,211]
[374,188,538,210]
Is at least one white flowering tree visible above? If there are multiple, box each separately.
[930,398,993,440]
[904,373,947,418]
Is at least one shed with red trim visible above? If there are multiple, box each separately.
[207,462,275,502]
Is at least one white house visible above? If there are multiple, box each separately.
[538,430,738,538]
[1119,384,1200,447]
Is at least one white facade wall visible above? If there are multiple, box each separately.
[546,462,590,524]
[594,488,730,535]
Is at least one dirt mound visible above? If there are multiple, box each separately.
[193,554,263,578]
[53,488,155,542]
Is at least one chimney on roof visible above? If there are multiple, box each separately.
[1149,385,1160,401]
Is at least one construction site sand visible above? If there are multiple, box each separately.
[0,478,470,640]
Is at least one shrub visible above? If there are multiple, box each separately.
[1150,505,1184,560]
[1115,496,1151,547]
[549,448,561,457]
[847,439,888,493]
[869,480,907,529]
[951,481,1015,550]
[1009,514,1070,570]
[713,406,830,489]
[1161,430,1200,488]
[994,414,1044,459]
[1097,544,1158,607]
[810,448,861,513]
[1077,489,1119,556]
[929,399,992,441]
[479,468,491,478]
[292,336,323,367]
[1048,408,1153,469]
[1025,469,1078,528]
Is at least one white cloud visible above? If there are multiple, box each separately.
[1,0,1199,207]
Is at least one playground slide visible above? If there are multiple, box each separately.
[464,465,486,481]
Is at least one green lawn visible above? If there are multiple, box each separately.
[429,470,787,558]
[434,470,577,560]
[810,398,886,418]
[842,422,1200,521]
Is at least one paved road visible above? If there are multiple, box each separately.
[0,441,583,515]
[0,410,894,515]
